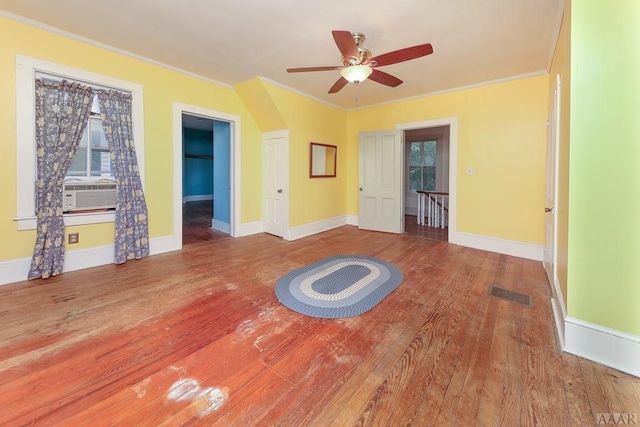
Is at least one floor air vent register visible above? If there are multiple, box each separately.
[489,286,532,306]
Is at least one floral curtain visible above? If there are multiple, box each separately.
[97,90,149,264]
[28,79,94,279]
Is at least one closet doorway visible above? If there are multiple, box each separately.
[181,113,231,245]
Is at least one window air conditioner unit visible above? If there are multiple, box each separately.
[63,179,117,212]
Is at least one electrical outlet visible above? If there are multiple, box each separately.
[68,233,79,244]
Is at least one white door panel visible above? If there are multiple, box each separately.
[263,131,288,237]
[358,130,403,233]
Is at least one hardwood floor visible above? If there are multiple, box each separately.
[182,200,229,245]
[1,226,638,425]
[404,214,448,241]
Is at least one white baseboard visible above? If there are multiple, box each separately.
[182,194,213,203]
[286,216,348,241]
[450,231,544,261]
[551,297,566,349]
[212,219,230,234]
[347,214,358,226]
[0,256,34,286]
[564,317,640,378]
[547,270,568,350]
[236,220,263,237]
[0,235,179,287]
[149,235,181,255]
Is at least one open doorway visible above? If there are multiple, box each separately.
[181,113,231,245]
[399,121,454,242]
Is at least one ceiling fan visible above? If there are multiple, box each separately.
[287,30,433,94]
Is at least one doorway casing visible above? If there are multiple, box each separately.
[397,117,458,243]
[172,102,241,249]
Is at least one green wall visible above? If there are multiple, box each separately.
[568,0,640,335]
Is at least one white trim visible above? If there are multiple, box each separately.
[551,296,566,349]
[1,12,550,114]
[452,231,544,261]
[0,235,177,286]
[564,317,640,378]
[352,71,548,111]
[286,216,348,241]
[183,194,213,203]
[258,77,342,110]
[236,221,263,237]
[261,71,548,112]
[397,117,458,244]
[14,55,145,230]
[17,212,118,231]
[173,102,241,250]
[550,73,564,346]
[347,215,359,226]
[546,0,567,71]
[212,219,230,234]
[1,11,230,90]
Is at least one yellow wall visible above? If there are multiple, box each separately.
[549,1,572,308]
[234,78,287,132]
[1,14,549,273]
[347,75,549,244]
[0,16,262,261]
[258,82,348,227]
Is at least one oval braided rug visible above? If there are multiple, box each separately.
[275,255,403,318]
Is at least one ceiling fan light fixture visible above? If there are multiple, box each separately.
[341,64,373,83]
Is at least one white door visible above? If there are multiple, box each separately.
[544,74,561,286]
[263,130,289,237]
[359,130,404,233]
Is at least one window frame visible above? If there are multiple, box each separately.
[15,55,144,230]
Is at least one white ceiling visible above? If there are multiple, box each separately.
[0,0,563,110]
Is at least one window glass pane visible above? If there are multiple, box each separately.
[409,166,422,190]
[90,118,108,149]
[410,142,422,166]
[91,95,100,114]
[66,128,88,176]
[91,150,112,176]
[423,166,436,191]
[423,141,437,166]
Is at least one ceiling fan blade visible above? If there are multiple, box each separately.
[371,43,433,67]
[332,30,359,63]
[368,69,403,87]
[328,77,349,93]
[287,66,341,73]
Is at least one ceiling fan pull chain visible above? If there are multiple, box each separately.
[355,81,359,109]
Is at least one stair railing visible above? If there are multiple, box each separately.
[417,191,449,228]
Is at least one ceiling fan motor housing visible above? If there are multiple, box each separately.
[341,32,373,65]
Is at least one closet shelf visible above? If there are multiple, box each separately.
[185,154,213,159]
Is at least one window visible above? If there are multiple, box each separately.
[15,55,144,230]
[409,140,437,191]
[66,96,113,178]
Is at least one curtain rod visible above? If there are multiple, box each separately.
[35,71,131,94]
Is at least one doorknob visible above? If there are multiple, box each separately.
[277,189,283,193]
[359,187,363,191]
[545,207,553,213]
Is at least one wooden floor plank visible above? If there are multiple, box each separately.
[0,226,638,425]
